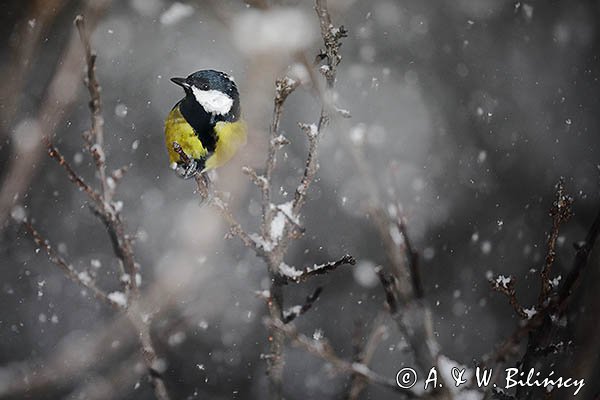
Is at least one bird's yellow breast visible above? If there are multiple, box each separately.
[205,119,247,170]
[165,106,207,164]
[164,105,247,171]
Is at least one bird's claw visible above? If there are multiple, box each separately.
[175,159,199,179]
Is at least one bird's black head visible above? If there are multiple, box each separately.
[170,70,240,120]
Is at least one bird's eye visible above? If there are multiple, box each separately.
[200,83,209,90]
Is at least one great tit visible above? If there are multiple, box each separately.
[165,69,247,179]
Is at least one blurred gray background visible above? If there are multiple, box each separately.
[1,0,600,399]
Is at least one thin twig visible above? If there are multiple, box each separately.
[278,254,356,284]
[266,318,416,398]
[282,287,322,324]
[207,192,263,255]
[75,15,110,203]
[23,221,118,308]
[348,316,388,400]
[538,178,572,305]
[22,15,170,400]
[481,182,600,400]
[0,0,111,228]
[202,2,350,399]
[490,275,527,319]
[262,77,299,237]
[44,138,102,204]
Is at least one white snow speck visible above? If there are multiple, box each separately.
[73,152,83,165]
[289,63,309,84]
[13,119,41,152]
[115,103,128,117]
[423,247,435,260]
[305,123,318,138]
[106,176,116,190]
[108,291,128,307]
[120,273,131,284]
[495,275,511,288]
[481,240,492,254]
[249,233,274,252]
[10,205,26,222]
[167,331,186,346]
[233,8,316,55]
[278,263,303,279]
[389,225,403,246]
[160,2,194,25]
[256,290,271,299]
[477,150,487,163]
[270,211,286,242]
[350,124,366,145]
[312,329,324,341]
[270,202,295,242]
[523,307,537,319]
[77,271,92,285]
[522,3,533,20]
[353,260,379,288]
[113,201,124,213]
[282,305,302,320]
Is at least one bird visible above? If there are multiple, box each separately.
[164,69,247,179]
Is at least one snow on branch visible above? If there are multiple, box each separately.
[266,318,415,397]
[23,221,119,308]
[196,2,353,398]
[281,287,322,324]
[277,254,356,284]
[22,15,171,400]
[489,274,527,319]
[481,180,600,399]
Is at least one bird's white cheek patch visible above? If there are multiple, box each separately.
[191,87,233,115]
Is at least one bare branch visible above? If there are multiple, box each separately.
[315,0,347,87]
[21,15,170,400]
[481,181,599,400]
[282,287,322,324]
[23,221,118,308]
[44,138,102,204]
[376,267,399,314]
[263,77,300,236]
[242,166,268,190]
[348,316,388,400]
[556,205,600,310]
[266,319,415,398]
[278,254,356,284]
[206,191,263,255]
[75,15,111,203]
[490,275,527,319]
[539,178,572,305]
[0,0,111,228]
[202,3,349,399]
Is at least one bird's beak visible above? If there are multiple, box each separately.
[170,77,190,89]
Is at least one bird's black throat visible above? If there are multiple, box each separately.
[178,96,220,153]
